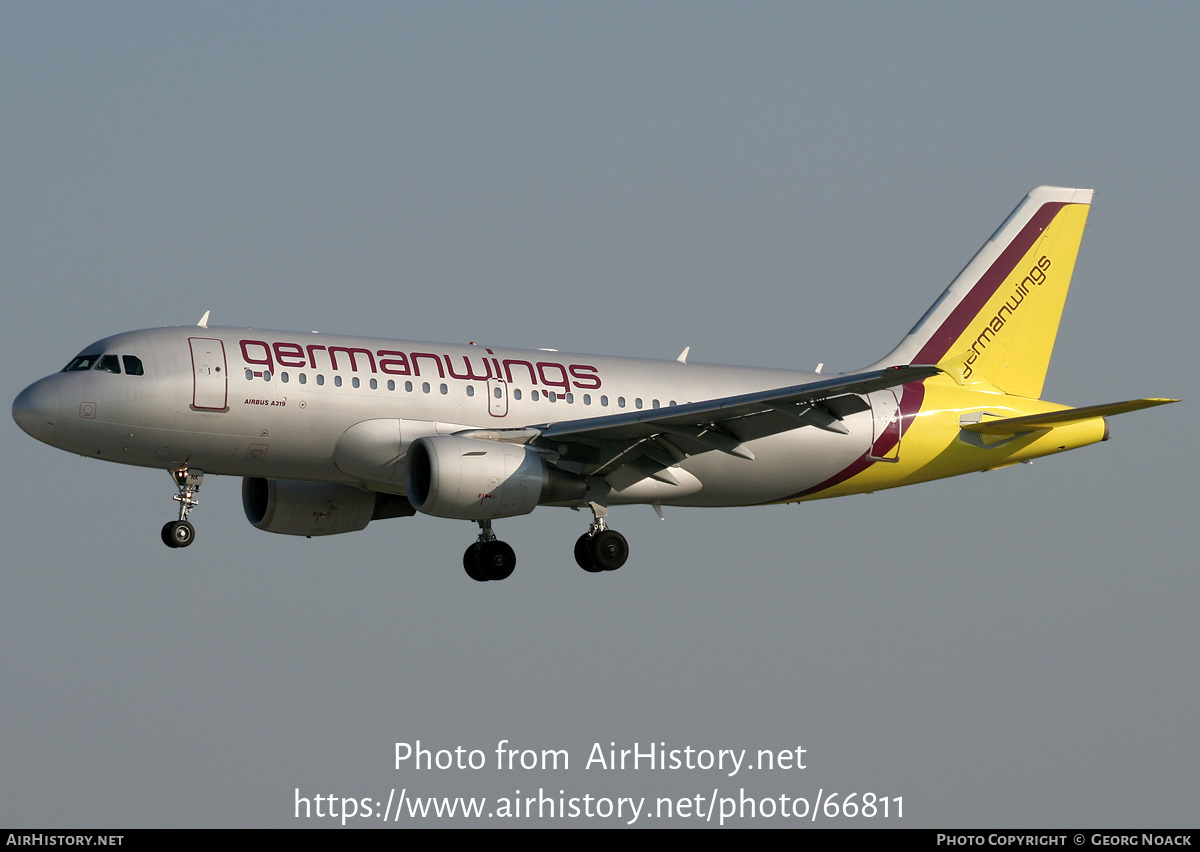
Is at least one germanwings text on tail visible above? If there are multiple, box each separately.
[13,187,1176,581]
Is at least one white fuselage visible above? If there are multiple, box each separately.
[15,326,873,507]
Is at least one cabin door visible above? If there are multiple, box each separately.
[189,337,228,411]
[867,389,903,462]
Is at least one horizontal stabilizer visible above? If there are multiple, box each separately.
[960,398,1177,435]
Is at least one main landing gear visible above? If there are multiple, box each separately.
[574,504,629,573]
[463,519,516,582]
[460,506,630,582]
[161,465,203,549]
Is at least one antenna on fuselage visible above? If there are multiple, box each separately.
[197,311,210,328]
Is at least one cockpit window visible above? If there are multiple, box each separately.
[122,355,144,376]
[94,354,121,374]
[62,354,101,372]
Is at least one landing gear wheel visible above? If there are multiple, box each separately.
[479,540,516,581]
[464,540,515,581]
[163,465,202,549]
[589,529,628,571]
[161,520,195,549]
[463,543,488,582]
[574,534,604,573]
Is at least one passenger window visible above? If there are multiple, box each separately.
[352,377,360,388]
[422,382,430,394]
[94,354,121,374]
[317,375,325,386]
[387,380,395,391]
[334,376,342,387]
[280,372,289,383]
[299,373,307,385]
[466,385,475,397]
[405,381,413,392]
[531,390,540,401]
[439,383,447,395]
[370,379,377,390]
[600,395,608,406]
[122,355,144,376]
[618,397,626,408]
[513,389,522,400]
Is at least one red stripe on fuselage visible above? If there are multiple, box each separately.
[777,381,927,501]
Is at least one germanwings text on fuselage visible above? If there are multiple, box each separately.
[239,339,603,392]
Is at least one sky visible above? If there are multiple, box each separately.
[2,2,1196,828]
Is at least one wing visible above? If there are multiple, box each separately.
[460,364,940,491]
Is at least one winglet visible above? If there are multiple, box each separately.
[197,311,210,329]
[677,346,690,364]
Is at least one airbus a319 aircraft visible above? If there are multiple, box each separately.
[13,187,1176,581]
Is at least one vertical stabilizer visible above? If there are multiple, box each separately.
[872,186,1092,399]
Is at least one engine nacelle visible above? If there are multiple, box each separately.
[242,477,413,536]
[405,435,586,520]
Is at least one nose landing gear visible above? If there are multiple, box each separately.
[161,519,195,548]
[161,465,203,549]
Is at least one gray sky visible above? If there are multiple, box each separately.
[3,2,1196,827]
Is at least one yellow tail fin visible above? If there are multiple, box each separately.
[876,186,1093,399]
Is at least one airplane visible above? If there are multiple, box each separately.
[12,186,1176,581]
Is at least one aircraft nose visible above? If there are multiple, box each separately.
[12,378,60,444]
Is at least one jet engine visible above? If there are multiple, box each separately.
[242,477,413,536]
[404,435,586,520]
